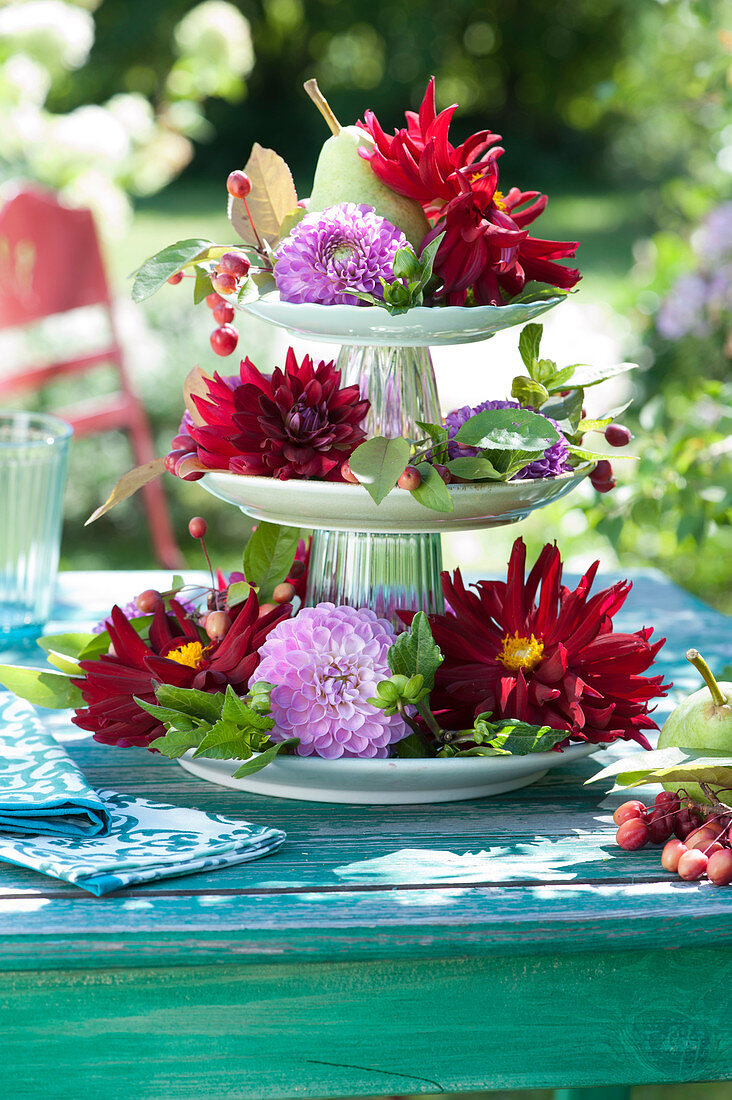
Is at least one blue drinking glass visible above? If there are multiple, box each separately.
[0,412,72,649]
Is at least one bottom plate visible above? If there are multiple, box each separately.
[178,743,598,805]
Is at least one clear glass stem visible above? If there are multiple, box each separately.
[337,344,441,438]
[305,345,445,626]
[305,529,445,626]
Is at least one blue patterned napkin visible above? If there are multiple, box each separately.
[0,697,286,895]
[0,696,111,837]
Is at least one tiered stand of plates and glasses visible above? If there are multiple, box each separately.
[178,292,597,803]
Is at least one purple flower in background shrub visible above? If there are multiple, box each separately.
[656,272,712,341]
[251,603,410,758]
[444,399,571,479]
[274,203,407,306]
[693,202,732,263]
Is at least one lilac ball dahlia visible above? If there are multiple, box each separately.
[274,203,407,306]
[251,603,410,759]
[445,399,571,479]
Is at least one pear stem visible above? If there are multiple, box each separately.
[686,648,726,707]
[303,79,342,136]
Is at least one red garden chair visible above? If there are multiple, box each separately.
[0,185,182,569]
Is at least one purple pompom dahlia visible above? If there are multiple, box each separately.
[251,603,410,759]
[445,399,571,479]
[274,203,407,306]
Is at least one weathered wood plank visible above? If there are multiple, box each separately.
[1,879,732,970]
[2,949,730,1100]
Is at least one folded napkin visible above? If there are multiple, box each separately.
[0,789,286,895]
[0,697,286,895]
[0,695,111,837]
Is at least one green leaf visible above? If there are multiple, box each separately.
[37,632,97,661]
[232,738,299,778]
[45,651,83,675]
[472,716,570,755]
[518,323,543,369]
[544,365,576,393]
[154,683,224,724]
[171,574,185,593]
[533,358,558,385]
[388,611,443,691]
[0,665,84,709]
[349,436,411,506]
[131,239,214,303]
[193,266,213,305]
[236,276,260,304]
[511,376,549,408]
[507,283,569,305]
[587,747,732,790]
[242,522,301,602]
[455,408,559,452]
[226,580,251,608]
[540,390,584,434]
[393,247,421,280]
[569,444,638,463]
[577,416,613,433]
[410,462,454,513]
[570,362,639,387]
[446,455,504,481]
[416,421,450,464]
[394,732,429,758]
[193,719,257,761]
[150,727,206,759]
[133,697,202,731]
[221,684,274,731]
[415,232,444,291]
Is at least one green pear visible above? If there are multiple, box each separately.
[657,649,732,803]
[304,80,429,251]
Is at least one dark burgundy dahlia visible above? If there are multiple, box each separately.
[71,591,289,749]
[410,538,670,748]
[188,349,369,480]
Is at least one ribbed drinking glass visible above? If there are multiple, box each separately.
[0,413,72,647]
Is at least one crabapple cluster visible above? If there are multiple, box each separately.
[206,249,251,357]
[613,793,732,886]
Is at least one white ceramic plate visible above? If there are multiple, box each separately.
[238,290,564,347]
[178,743,597,804]
[199,466,591,534]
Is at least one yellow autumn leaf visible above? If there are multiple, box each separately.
[228,143,298,246]
[85,457,167,525]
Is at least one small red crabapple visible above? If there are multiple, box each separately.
[210,325,239,357]
[188,516,207,540]
[397,466,422,490]
[227,171,252,199]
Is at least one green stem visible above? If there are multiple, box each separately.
[303,79,342,135]
[416,699,444,741]
[686,649,727,707]
[397,701,431,752]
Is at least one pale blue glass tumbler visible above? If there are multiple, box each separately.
[0,412,72,648]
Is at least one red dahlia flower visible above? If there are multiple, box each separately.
[188,349,369,481]
[71,592,289,749]
[422,177,580,306]
[358,78,580,304]
[358,77,503,215]
[413,538,670,747]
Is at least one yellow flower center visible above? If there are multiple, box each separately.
[492,189,508,212]
[498,632,544,672]
[166,641,206,669]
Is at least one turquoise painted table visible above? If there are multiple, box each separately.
[1,570,730,1100]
